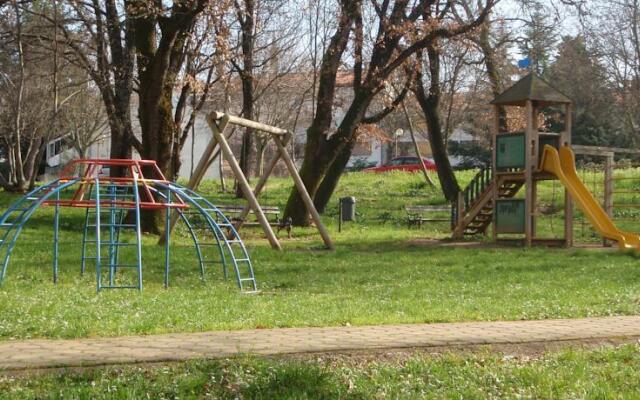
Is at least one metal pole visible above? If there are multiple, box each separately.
[132,173,143,291]
[108,185,116,286]
[94,178,101,292]
[338,199,342,233]
[52,190,60,283]
[164,189,171,288]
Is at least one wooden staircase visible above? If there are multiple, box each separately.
[452,167,524,238]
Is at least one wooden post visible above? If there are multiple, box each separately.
[563,103,573,248]
[524,100,533,247]
[491,104,499,242]
[531,106,539,241]
[532,180,538,240]
[604,152,614,247]
[455,191,464,236]
[271,134,335,250]
[213,115,282,251]
[187,114,224,190]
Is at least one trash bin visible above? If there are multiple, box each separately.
[340,197,356,222]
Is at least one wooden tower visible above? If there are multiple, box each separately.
[490,73,573,247]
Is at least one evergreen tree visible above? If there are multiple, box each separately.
[547,36,628,147]
[518,4,557,75]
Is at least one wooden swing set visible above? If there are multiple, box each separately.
[168,112,333,251]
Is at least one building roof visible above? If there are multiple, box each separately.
[491,73,572,106]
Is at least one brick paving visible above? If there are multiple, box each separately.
[0,316,639,370]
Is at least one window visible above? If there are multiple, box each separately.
[402,157,419,165]
[48,140,62,157]
[352,141,372,156]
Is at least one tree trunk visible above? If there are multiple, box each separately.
[281,1,355,225]
[284,93,370,225]
[313,139,354,213]
[236,0,256,198]
[414,45,460,201]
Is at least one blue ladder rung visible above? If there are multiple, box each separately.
[99,286,141,290]
[86,224,137,228]
[103,264,140,268]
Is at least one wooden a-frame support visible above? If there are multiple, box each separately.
[165,112,334,251]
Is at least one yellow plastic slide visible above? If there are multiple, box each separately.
[540,145,640,250]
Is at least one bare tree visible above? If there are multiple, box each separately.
[0,1,81,190]
[585,0,640,144]
[229,0,298,198]
[64,87,109,159]
[284,0,497,225]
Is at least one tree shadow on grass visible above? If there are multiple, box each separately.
[236,362,344,400]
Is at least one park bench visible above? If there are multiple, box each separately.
[216,205,292,238]
[405,205,451,228]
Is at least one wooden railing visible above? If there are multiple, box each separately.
[451,166,493,228]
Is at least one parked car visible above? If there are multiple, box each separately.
[363,156,436,173]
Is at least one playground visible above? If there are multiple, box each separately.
[1,78,640,398]
[1,169,640,396]
[0,167,640,339]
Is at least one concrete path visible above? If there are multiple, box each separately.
[1,316,639,371]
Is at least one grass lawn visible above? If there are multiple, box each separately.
[2,344,640,398]
[0,171,639,340]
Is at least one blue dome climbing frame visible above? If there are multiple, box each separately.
[0,159,257,293]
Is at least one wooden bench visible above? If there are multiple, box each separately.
[405,205,451,228]
[216,205,292,238]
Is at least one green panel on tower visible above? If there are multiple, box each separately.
[495,199,525,234]
[496,132,525,169]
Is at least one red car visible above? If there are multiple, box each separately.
[363,156,436,173]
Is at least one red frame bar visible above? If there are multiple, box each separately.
[44,159,189,209]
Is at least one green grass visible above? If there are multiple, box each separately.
[0,171,639,340]
[3,344,640,398]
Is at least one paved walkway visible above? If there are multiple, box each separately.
[1,316,639,370]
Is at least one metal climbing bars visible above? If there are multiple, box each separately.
[0,159,257,293]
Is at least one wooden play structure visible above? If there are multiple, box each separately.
[168,112,334,251]
[453,73,574,246]
[452,73,640,250]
